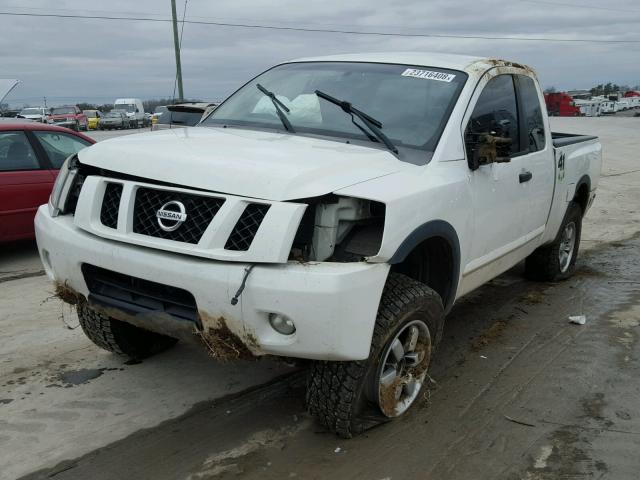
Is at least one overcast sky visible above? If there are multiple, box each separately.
[2,0,639,107]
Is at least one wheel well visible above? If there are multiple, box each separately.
[574,179,590,215]
[390,236,455,308]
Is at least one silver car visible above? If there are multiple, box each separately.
[100,111,129,130]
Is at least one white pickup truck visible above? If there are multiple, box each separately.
[35,52,601,437]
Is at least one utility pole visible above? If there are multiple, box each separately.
[171,0,184,101]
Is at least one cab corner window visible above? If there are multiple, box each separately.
[517,75,546,153]
[465,74,520,170]
[0,131,40,172]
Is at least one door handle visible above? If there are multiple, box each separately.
[519,171,533,183]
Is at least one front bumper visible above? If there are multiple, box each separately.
[52,120,75,127]
[35,207,389,360]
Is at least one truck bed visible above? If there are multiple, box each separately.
[552,132,598,148]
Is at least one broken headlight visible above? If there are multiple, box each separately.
[289,195,385,262]
[48,155,81,217]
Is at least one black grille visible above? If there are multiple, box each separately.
[100,183,123,229]
[63,173,86,215]
[82,264,198,323]
[225,203,270,251]
[133,187,224,244]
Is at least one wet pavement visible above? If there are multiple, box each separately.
[20,235,640,480]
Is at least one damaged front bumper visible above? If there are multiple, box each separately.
[35,206,389,361]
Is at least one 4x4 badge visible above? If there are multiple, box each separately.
[156,200,187,232]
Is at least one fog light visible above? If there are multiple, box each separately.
[269,313,296,335]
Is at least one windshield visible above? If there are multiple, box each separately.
[158,109,204,126]
[202,62,467,157]
[51,107,74,115]
[115,104,136,113]
[20,108,42,115]
[84,110,98,118]
[105,112,122,118]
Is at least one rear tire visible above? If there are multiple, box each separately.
[77,303,178,359]
[306,273,444,438]
[525,201,583,281]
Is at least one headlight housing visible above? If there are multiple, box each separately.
[48,155,79,217]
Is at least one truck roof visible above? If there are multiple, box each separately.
[287,52,532,76]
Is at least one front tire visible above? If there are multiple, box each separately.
[77,303,178,359]
[307,273,444,438]
[525,201,583,281]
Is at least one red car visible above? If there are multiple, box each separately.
[0,119,95,242]
[47,105,89,131]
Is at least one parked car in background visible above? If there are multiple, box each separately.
[151,105,168,127]
[114,98,145,127]
[83,110,103,130]
[0,119,94,242]
[113,109,137,129]
[0,109,21,118]
[47,105,88,131]
[17,107,50,123]
[100,110,129,130]
[151,102,218,131]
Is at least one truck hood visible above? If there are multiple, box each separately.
[79,126,403,201]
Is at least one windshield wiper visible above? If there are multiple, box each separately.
[314,89,398,154]
[256,83,295,133]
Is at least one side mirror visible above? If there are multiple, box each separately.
[466,132,512,171]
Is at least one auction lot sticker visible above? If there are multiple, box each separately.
[401,68,456,82]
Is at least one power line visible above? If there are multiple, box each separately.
[1,10,640,44]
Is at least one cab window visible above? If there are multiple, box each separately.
[0,131,40,171]
[33,131,91,168]
[517,75,546,152]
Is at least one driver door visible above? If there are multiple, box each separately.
[461,74,527,292]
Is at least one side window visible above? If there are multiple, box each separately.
[465,75,520,169]
[33,131,91,168]
[517,75,546,152]
[0,131,40,172]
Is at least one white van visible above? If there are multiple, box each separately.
[113,98,145,128]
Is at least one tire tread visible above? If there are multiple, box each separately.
[77,304,177,359]
[306,273,443,438]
